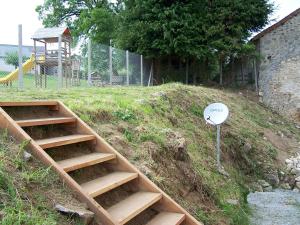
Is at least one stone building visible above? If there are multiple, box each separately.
[252,8,300,121]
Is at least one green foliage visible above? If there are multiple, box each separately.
[36,0,274,83]
[113,109,136,121]
[4,52,28,69]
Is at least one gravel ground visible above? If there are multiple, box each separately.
[247,189,300,225]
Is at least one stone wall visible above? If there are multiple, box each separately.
[258,13,300,121]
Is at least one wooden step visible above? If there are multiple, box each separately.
[0,101,58,107]
[146,212,185,225]
[81,172,138,197]
[36,134,95,149]
[107,192,162,224]
[57,152,116,172]
[16,117,76,127]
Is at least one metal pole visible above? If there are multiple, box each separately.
[58,35,63,89]
[185,59,189,84]
[140,55,143,86]
[109,45,113,85]
[18,24,23,89]
[216,125,221,171]
[148,60,153,87]
[253,58,258,94]
[126,50,129,85]
[87,39,92,86]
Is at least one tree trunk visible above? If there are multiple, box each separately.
[241,58,245,85]
[185,59,189,84]
[219,58,223,85]
[153,58,162,84]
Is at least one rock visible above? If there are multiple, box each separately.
[226,199,239,205]
[263,186,273,192]
[243,142,252,153]
[166,131,189,161]
[295,176,300,182]
[258,179,271,188]
[251,183,263,192]
[55,204,94,225]
[292,188,299,193]
[135,99,147,104]
[265,173,280,186]
[280,183,291,190]
[285,159,293,164]
[291,168,300,176]
[23,151,32,162]
[151,91,167,99]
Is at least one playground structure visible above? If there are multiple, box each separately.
[0,27,80,88]
[32,27,79,88]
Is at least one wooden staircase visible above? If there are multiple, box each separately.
[0,101,202,225]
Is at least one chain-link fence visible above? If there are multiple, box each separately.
[87,41,152,87]
[0,26,152,90]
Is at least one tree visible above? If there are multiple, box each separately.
[4,52,28,69]
[36,0,273,84]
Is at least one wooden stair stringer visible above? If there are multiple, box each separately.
[0,107,117,225]
[57,101,203,225]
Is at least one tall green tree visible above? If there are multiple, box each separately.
[4,52,28,69]
[36,0,273,84]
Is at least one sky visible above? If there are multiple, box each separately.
[0,0,299,46]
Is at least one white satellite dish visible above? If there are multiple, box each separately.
[203,103,229,175]
[204,103,229,125]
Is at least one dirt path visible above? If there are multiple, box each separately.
[248,189,300,225]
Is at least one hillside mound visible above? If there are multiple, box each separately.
[0,83,299,225]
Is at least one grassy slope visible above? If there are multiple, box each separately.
[0,83,299,225]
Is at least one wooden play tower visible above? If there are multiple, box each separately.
[32,27,78,88]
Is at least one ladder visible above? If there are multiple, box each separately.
[0,101,202,225]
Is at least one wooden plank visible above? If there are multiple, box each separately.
[81,172,138,198]
[57,152,116,172]
[36,134,95,149]
[146,212,185,225]
[0,107,116,225]
[16,117,76,127]
[107,192,162,224]
[57,101,203,225]
[0,101,58,107]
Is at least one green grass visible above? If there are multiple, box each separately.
[0,71,88,89]
[0,131,84,225]
[0,83,299,225]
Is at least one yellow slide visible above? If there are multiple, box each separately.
[0,55,35,84]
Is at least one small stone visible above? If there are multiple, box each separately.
[280,183,291,190]
[263,186,272,192]
[285,159,292,164]
[291,168,300,176]
[23,151,32,162]
[250,183,263,192]
[226,199,239,205]
[55,204,94,225]
[295,176,300,182]
[292,188,299,193]
[296,182,300,190]
[135,99,147,104]
[258,179,271,188]
[265,173,279,186]
[151,91,167,99]
[243,142,252,153]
